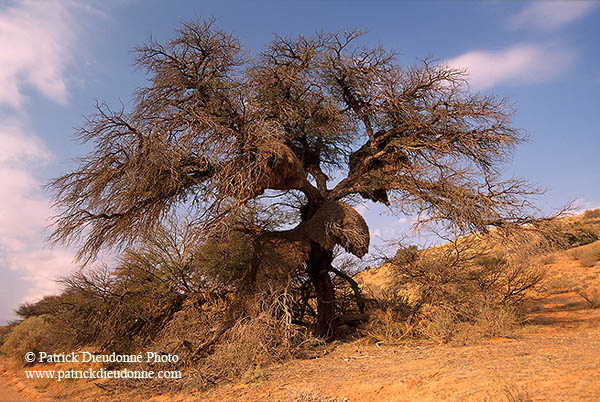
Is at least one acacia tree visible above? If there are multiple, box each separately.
[49,20,538,338]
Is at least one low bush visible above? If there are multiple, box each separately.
[561,225,598,248]
[583,208,600,221]
[105,289,322,391]
[1,316,55,365]
[362,301,414,344]
[540,254,556,265]
[543,275,578,295]
[416,302,520,345]
[382,235,543,344]
[0,323,17,350]
[569,243,600,267]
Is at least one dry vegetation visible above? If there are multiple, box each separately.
[1,208,600,401]
[359,211,600,345]
[569,245,600,268]
[2,17,600,401]
[45,19,553,343]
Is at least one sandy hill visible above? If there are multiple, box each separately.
[1,209,600,401]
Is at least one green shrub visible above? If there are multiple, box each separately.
[392,245,419,266]
[194,231,254,284]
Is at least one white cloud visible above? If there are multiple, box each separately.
[14,249,76,302]
[572,199,600,215]
[445,43,575,91]
[355,202,371,215]
[0,120,51,164]
[0,0,96,313]
[509,1,597,31]
[0,0,79,108]
[0,120,77,303]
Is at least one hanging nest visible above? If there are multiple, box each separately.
[249,200,370,294]
[297,200,370,258]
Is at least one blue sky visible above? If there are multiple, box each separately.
[0,0,599,323]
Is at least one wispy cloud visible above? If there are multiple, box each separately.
[509,1,597,31]
[0,0,82,108]
[0,119,76,300]
[0,1,100,314]
[572,199,600,215]
[445,43,575,91]
[354,201,372,215]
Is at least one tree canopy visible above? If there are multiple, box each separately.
[49,20,538,337]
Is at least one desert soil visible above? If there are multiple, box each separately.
[195,323,600,402]
[2,243,600,401]
[0,366,38,402]
[163,246,600,402]
[0,382,34,402]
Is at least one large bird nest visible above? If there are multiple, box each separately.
[299,200,370,258]
[251,200,370,293]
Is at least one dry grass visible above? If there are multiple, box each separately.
[503,383,533,402]
[362,308,415,344]
[577,286,600,309]
[241,364,269,384]
[198,324,600,402]
[543,275,579,295]
[470,304,520,338]
[286,390,350,402]
[416,303,520,346]
[569,243,600,267]
[0,316,55,366]
[193,293,323,388]
[540,254,556,265]
[583,208,600,221]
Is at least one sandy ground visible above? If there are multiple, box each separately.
[0,366,40,402]
[5,321,600,401]
[166,244,600,402]
[195,323,600,402]
[0,382,34,402]
[1,241,600,402]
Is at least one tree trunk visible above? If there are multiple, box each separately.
[306,241,336,339]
